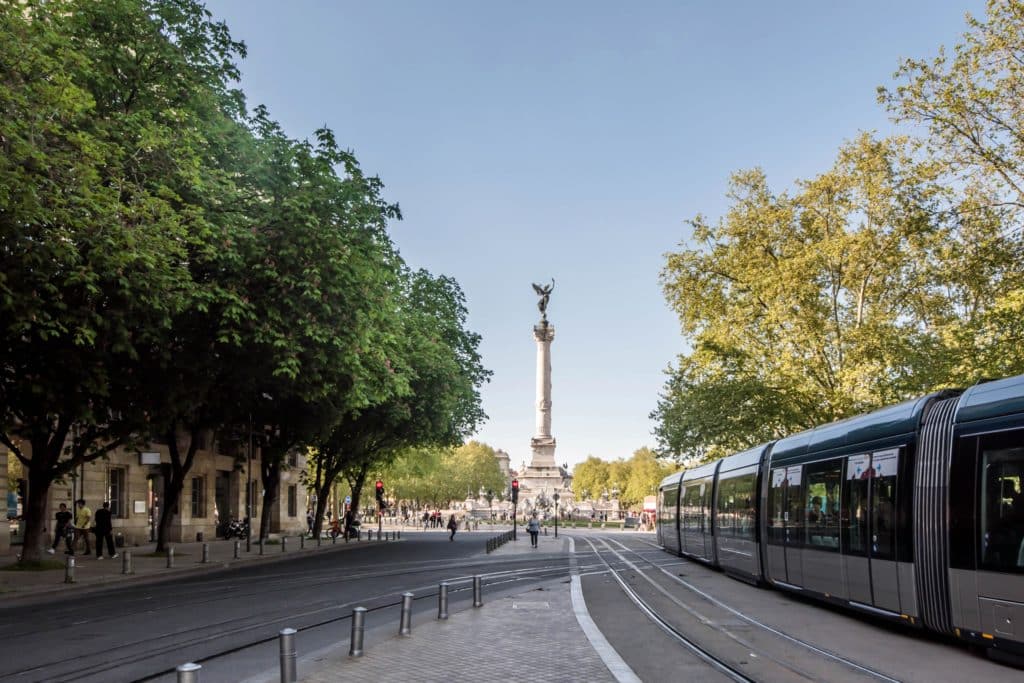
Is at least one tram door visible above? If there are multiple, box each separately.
[767,466,804,586]
[843,450,900,612]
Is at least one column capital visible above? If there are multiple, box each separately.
[532,323,555,342]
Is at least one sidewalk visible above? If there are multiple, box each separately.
[293,530,620,683]
[0,531,387,604]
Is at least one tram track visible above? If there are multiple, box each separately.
[583,534,901,683]
[3,557,573,683]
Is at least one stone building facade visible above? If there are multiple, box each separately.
[4,437,307,552]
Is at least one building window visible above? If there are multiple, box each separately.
[108,467,127,518]
[288,485,298,517]
[191,477,207,518]
[287,451,298,467]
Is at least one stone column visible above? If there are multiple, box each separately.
[530,323,556,469]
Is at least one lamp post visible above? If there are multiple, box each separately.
[553,492,560,538]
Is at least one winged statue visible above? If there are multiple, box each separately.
[532,279,555,321]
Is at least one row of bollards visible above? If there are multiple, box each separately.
[174,576,485,681]
[485,530,515,553]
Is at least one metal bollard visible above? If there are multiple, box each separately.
[317,535,322,547]
[349,607,367,657]
[300,535,305,550]
[246,534,251,553]
[122,550,133,575]
[202,543,209,563]
[279,627,297,682]
[234,540,240,559]
[473,575,483,608]
[332,534,336,544]
[259,538,264,555]
[168,546,175,568]
[399,592,414,636]
[282,536,287,553]
[65,556,75,584]
[176,662,201,683]
[438,582,449,620]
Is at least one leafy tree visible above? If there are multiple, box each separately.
[448,441,506,501]
[879,0,1024,383]
[620,447,672,509]
[0,0,245,562]
[654,136,953,460]
[571,456,608,502]
[879,0,1024,214]
[307,269,489,537]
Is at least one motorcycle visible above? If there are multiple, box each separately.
[224,517,249,540]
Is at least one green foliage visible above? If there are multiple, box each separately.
[571,449,673,509]
[0,0,489,559]
[655,0,1024,462]
[383,441,504,507]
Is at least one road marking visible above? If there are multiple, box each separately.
[568,537,641,683]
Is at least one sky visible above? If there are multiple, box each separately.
[204,1,985,472]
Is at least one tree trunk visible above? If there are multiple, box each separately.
[259,456,280,541]
[312,479,332,539]
[349,463,368,523]
[157,477,183,553]
[20,462,55,563]
[156,426,198,552]
[18,429,68,564]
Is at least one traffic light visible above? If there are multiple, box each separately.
[511,478,519,504]
[375,479,385,509]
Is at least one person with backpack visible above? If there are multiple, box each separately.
[447,514,458,541]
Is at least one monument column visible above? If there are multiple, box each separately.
[530,322,556,469]
[534,323,555,438]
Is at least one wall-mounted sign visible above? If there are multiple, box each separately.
[134,500,147,514]
[140,452,161,465]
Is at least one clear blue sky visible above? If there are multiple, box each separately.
[204,1,983,471]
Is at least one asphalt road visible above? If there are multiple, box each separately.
[0,533,571,683]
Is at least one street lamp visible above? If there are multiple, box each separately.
[553,492,560,538]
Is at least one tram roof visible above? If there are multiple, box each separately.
[658,470,684,490]
[718,443,772,474]
[770,393,938,462]
[955,372,1024,424]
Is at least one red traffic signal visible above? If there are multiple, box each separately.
[511,478,519,504]
[375,480,384,491]
[511,479,519,490]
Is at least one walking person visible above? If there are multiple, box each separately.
[306,509,314,537]
[447,514,458,541]
[72,499,92,556]
[46,503,73,555]
[94,502,117,559]
[527,512,540,548]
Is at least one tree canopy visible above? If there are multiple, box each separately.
[654,0,1024,463]
[0,0,489,562]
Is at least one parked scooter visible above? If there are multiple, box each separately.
[224,517,250,540]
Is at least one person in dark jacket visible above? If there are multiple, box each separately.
[46,503,73,555]
[447,514,458,541]
[94,502,117,559]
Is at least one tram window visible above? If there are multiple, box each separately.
[683,484,702,530]
[871,449,899,561]
[978,434,1024,574]
[843,454,870,556]
[716,477,736,536]
[805,459,841,551]
[733,473,756,541]
[768,468,786,544]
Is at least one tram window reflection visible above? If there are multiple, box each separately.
[978,434,1024,573]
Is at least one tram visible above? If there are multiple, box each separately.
[657,373,1024,662]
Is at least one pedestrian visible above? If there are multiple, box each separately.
[94,502,117,559]
[527,512,540,548]
[306,509,314,537]
[72,499,92,556]
[447,514,457,541]
[46,502,73,555]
